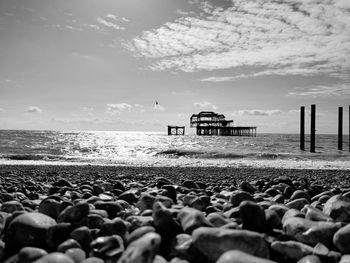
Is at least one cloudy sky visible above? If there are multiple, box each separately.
[0,0,349,133]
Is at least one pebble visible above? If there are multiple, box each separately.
[192,227,270,262]
[2,169,350,263]
[4,212,56,253]
[323,195,350,222]
[217,250,277,263]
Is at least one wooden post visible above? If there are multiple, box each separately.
[310,104,316,153]
[300,106,305,151]
[338,107,343,150]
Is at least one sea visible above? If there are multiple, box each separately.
[0,130,349,169]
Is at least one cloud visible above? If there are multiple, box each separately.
[25,106,42,114]
[289,84,350,97]
[125,0,350,79]
[153,103,165,111]
[97,18,125,30]
[106,103,133,114]
[194,101,218,110]
[0,107,5,113]
[232,109,282,116]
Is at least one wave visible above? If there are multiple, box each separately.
[0,154,65,161]
[157,149,299,160]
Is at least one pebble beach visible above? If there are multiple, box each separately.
[1,164,350,263]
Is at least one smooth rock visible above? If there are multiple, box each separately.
[229,190,255,207]
[99,218,127,238]
[33,252,75,263]
[271,241,313,261]
[70,226,93,249]
[65,248,86,263]
[297,255,322,263]
[90,235,124,262]
[333,223,350,253]
[323,195,350,222]
[38,198,61,220]
[18,247,48,263]
[283,217,341,246]
[286,198,309,210]
[177,207,213,233]
[4,212,56,253]
[127,226,156,245]
[81,257,104,263]
[340,255,350,263]
[303,205,332,222]
[192,227,270,262]
[57,239,81,253]
[239,201,266,233]
[118,232,161,263]
[94,201,122,219]
[1,201,25,213]
[217,250,277,263]
[57,203,89,224]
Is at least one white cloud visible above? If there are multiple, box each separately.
[125,0,350,79]
[25,106,42,113]
[194,101,218,110]
[289,84,350,97]
[232,109,282,116]
[0,107,5,113]
[153,103,165,111]
[97,18,125,30]
[106,103,132,114]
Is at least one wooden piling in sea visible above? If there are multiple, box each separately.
[300,106,305,151]
[338,107,343,150]
[310,104,316,153]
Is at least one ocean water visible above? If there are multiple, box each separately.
[0,130,349,169]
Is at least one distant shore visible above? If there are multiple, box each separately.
[1,164,349,188]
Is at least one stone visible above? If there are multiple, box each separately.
[70,226,93,250]
[303,205,333,222]
[136,193,155,212]
[0,211,10,236]
[46,223,74,250]
[283,217,341,246]
[65,248,86,263]
[125,216,153,231]
[4,212,56,253]
[297,255,322,263]
[118,232,161,263]
[127,226,156,245]
[53,179,73,188]
[1,200,25,213]
[229,190,255,207]
[18,247,48,262]
[340,255,350,263]
[239,201,266,233]
[286,198,309,210]
[268,204,289,219]
[118,192,138,204]
[333,223,350,253]
[57,239,82,253]
[217,250,277,263]
[265,209,282,231]
[192,227,270,262]
[281,209,305,223]
[240,181,258,194]
[81,258,104,263]
[57,203,89,224]
[99,218,127,238]
[206,213,231,227]
[177,207,213,233]
[33,252,75,263]
[90,235,124,262]
[271,241,313,261]
[323,195,350,222]
[94,201,123,219]
[38,198,61,220]
[290,190,310,201]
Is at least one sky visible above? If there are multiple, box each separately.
[0,0,349,134]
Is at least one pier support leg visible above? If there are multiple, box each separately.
[310,104,316,153]
[338,107,343,150]
[300,106,305,151]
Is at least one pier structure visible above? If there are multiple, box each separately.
[167,125,185,135]
[190,111,256,137]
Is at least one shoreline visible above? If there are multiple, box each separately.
[1,163,349,188]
